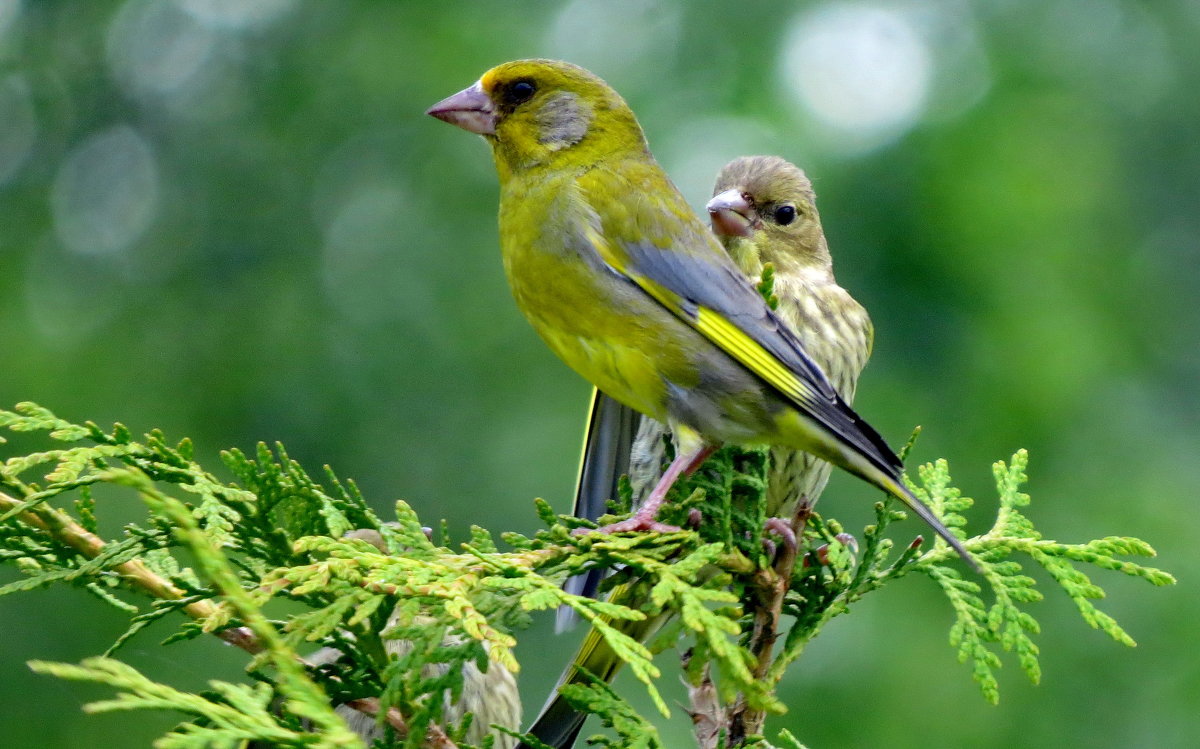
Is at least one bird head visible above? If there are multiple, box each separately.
[427,59,649,179]
[707,156,832,275]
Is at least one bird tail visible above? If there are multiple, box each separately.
[777,393,979,572]
[558,389,641,632]
[844,445,979,573]
[517,688,589,749]
[531,391,650,746]
[520,581,668,749]
[523,573,676,749]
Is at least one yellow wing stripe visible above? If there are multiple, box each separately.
[573,387,603,498]
[584,226,814,408]
[693,306,815,407]
[628,269,815,409]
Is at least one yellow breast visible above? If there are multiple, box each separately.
[496,174,687,422]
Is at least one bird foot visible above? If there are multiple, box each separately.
[809,532,860,566]
[835,532,859,554]
[573,512,681,536]
[762,517,798,552]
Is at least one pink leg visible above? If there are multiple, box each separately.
[763,517,797,551]
[580,444,716,535]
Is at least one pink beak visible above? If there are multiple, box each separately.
[707,189,755,237]
[427,82,496,135]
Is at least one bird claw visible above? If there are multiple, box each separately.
[812,533,860,566]
[763,517,797,552]
[834,532,859,555]
[573,513,682,536]
[343,528,387,552]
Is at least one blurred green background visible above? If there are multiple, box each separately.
[1,1,1196,746]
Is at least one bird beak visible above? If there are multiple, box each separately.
[707,189,756,237]
[426,81,496,135]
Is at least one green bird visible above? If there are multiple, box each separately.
[566,155,874,602]
[426,58,968,553]
[546,156,879,747]
[427,59,976,746]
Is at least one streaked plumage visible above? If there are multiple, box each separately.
[627,155,873,522]
[333,618,520,748]
[309,531,522,748]
[545,158,877,748]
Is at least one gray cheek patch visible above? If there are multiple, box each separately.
[537,92,592,149]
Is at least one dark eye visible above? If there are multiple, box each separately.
[773,204,797,225]
[506,79,536,105]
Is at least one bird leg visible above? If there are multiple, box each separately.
[762,517,797,552]
[761,498,810,557]
[584,444,716,534]
[807,532,860,567]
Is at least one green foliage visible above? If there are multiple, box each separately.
[908,452,1174,703]
[756,263,780,311]
[28,657,348,749]
[558,671,664,749]
[762,449,1174,707]
[0,402,536,747]
[0,403,1176,748]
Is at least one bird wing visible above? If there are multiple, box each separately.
[578,167,902,474]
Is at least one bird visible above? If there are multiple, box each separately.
[426,58,969,559]
[564,155,875,605]
[427,58,976,746]
[629,155,874,521]
[541,155,879,747]
[326,622,521,749]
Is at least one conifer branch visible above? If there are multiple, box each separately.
[0,489,258,652]
[0,403,1176,748]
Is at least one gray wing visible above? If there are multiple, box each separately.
[616,236,902,474]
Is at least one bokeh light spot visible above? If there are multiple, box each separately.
[546,0,681,90]
[0,0,21,39]
[107,0,216,98]
[176,0,297,30]
[0,73,36,186]
[1038,0,1173,113]
[25,237,126,345]
[320,183,437,333]
[780,3,931,152]
[919,5,992,123]
[656,116,782,214]
[51,125,160,256]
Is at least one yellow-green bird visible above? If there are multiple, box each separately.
[426,58,968,555]
[427,59,975,744]
[565,156,874,607]
[542,157,879,748]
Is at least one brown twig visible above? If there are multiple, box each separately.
[727,500,812,744]
[0,490,259,651]
[345,698,458,749]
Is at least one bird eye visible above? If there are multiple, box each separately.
[507,79,536,105]
[773,204,797,225]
